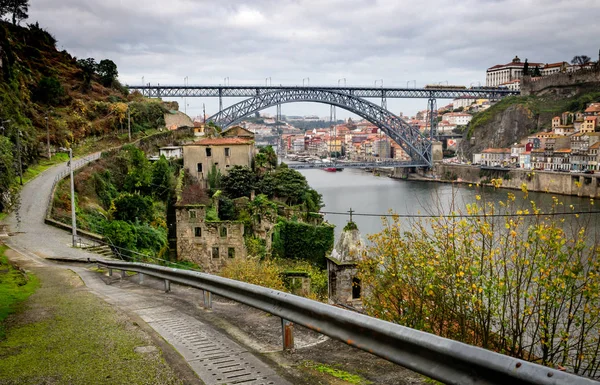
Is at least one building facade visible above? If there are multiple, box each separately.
[183,137,254,181]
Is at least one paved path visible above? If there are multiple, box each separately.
[2,156,101,261]
[1,159,292,385]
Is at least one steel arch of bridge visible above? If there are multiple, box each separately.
[208,89,432,166]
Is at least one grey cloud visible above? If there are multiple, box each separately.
[26,0,600,116]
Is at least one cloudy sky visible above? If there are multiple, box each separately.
[29,0,600,118]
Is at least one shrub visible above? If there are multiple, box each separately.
[358,192,600,377]
[220,256,286,291]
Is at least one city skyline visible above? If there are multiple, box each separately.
[28,0,600,118]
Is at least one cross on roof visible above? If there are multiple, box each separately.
[348,208,354,223]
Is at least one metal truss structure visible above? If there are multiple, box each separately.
[126,85,517,100]
[207,89,433,166]
[286,160,421,170]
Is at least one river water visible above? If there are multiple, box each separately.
[300,168,598,241]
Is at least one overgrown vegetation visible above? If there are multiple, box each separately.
[0,20,168,214]
[467,90,600,140]
[358,181,600,378]
[53,145,177,258]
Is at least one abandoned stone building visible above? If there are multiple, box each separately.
[182,126,255,183]
[175,203,246,273]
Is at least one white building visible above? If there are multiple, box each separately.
[453,97,476,109]
[486,56,543,87]
[442,112,472,126]
[159,146,183,159]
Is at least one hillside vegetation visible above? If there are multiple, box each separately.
[0,21,169,213]
[461,88,600,158]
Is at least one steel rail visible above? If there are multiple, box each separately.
[96,260,597,385]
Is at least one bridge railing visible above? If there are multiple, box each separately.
[96,259,596,385]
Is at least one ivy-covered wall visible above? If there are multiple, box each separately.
[272,219,334,268]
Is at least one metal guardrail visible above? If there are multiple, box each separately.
[96,260,598,385]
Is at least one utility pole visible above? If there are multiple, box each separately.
[45,112,51,159]
[16,125,22,185]
[69,148,77,247]
[127,106,131,141]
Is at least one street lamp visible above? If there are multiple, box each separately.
[302,77,310,86]
[337,78,346,87]
[375,79,383,87]
[45,111,52,159]
[265,77,272,86]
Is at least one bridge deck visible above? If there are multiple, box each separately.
[126,85,517,99]
[286,161,425,169]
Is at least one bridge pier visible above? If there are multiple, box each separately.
[281,318,294,351]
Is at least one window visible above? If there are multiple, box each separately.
[197,163,203,172]
[212,247,219,259]
[225,147,230,157]
[220,227,227,237]
[228,247,235,258]
[352,277,361,299]
[194,227,201,237]
[189,210,196,219]
[206,148,212,157]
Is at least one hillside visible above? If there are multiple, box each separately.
[460,86,600,158]
[0,21,170,213]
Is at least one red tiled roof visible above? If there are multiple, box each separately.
[590,142,600,149]
[188,137,253,146]
[585,104,600,113]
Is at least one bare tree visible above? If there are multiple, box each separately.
[571,55,591,66]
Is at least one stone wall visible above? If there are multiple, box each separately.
[521,69,600,96]
[434,164,600,198]
[176,205,246,272]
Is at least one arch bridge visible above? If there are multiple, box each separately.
[208,88,432,166]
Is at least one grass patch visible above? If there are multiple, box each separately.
[302,361,371,384]
[0,212,7,222]
[21,153,69,185]
[0,245,39,338]
[0,257,182,385]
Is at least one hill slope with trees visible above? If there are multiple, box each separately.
[0,17,170,214]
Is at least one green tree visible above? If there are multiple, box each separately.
[0,137,15,212]
[0,0,29,25]
[102,220,136,251]
[77,58,97,91]
[273,168,310,205]
[206,164,222,190]
[33,76,64,105]
[532,66,542,77]
[255,173,276,198]
[218,195,237,220]
[151,156,173,200]
[96,59,118,87]
[523,58,529,76]
[221,165,256,198]
[111,193,154,223]
[259,145,277,168]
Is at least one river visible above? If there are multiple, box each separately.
[300,168,598,241]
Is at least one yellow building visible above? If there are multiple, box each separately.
[183,137,255,181]
[580,117,597,134]
[325,139,343,154]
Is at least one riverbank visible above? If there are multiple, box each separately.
[387,164,600,198]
